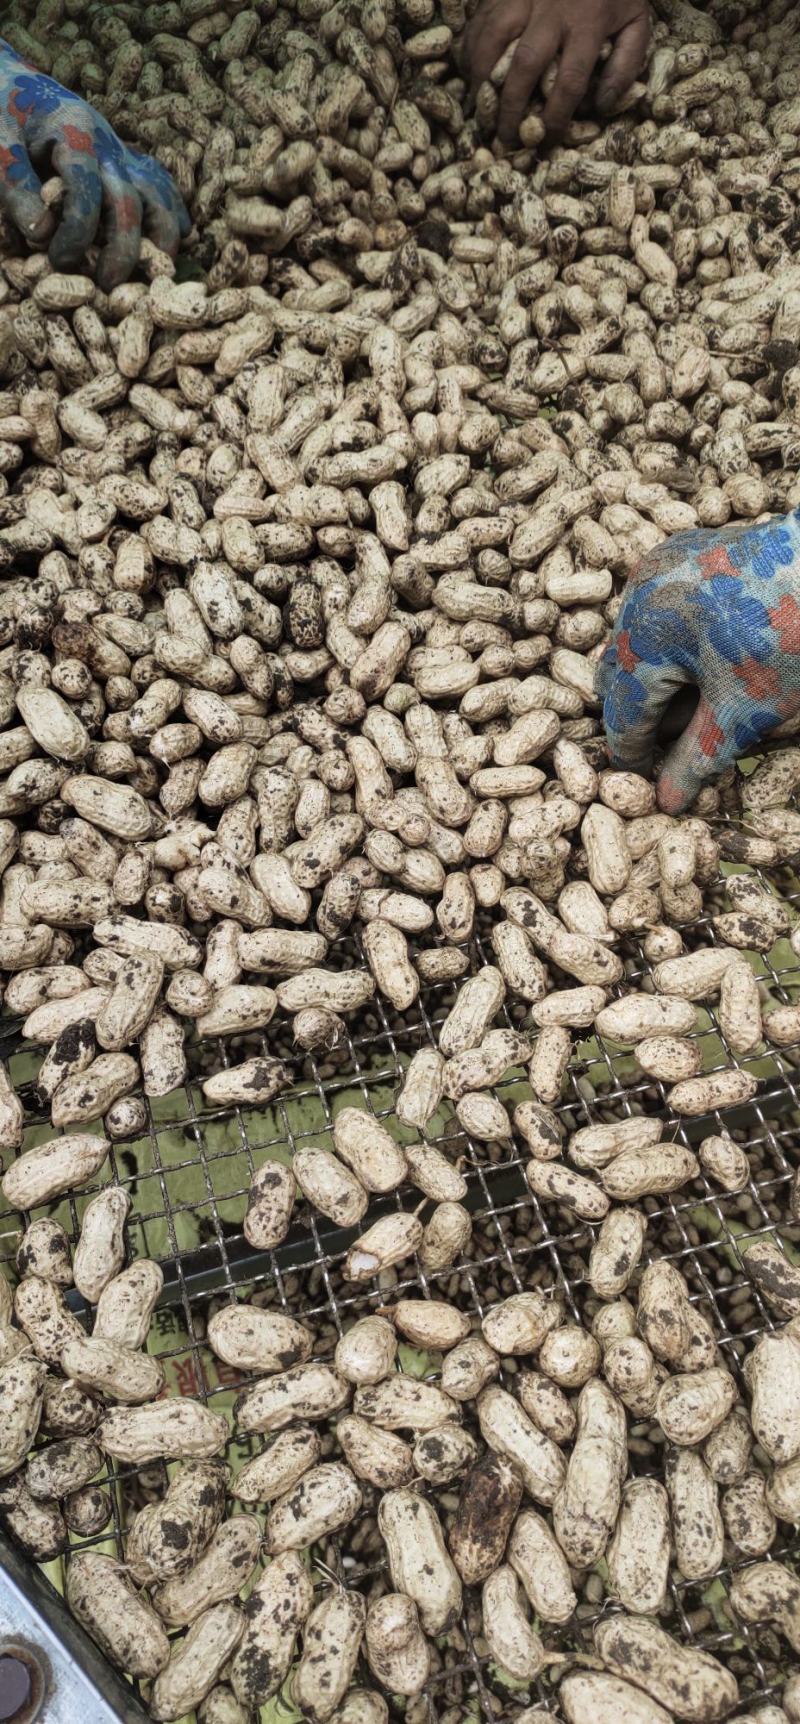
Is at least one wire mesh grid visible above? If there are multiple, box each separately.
[1,837,800,1719]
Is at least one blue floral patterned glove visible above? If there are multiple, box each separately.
[597,511,800,813]
[0,41,190,290]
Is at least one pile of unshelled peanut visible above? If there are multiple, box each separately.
[2,0,800,1718]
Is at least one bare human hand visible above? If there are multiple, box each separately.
[464,0,651,145]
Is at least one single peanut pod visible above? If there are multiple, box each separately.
[334,1317,397,1387]
[353,1377,458,1432]
[151,1604,245,1723]
[656,1367,737,1445]
[234,1363,350,1435]
[291,1589,367,1724]
[448,1452,523,1585]
[93,1259,163,1349]
[364,1594,430,1698]
[152,1516,262,1629]
[265,1461,362,1554]
[378,1487,462,1635]
[66,1552,170,1680]
[508,1507,576,1624]
[231,1427,321,1505]
[336,1415,414,1489]
[552,1378,627,1567]
[72,1187,130,1302]
[589,1207,647,1301]
[207,1303,312,1373]
[607,1478,671,1615]
[481,1566,548,1683]
[61,1334,164,1405]
[243,1161,296,1251]
[593,1615,738,1723]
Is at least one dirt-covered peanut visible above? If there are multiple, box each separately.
[354,1377,458,1433]
[527,1157,609,1220]
[2,1132,109,1210]
[378,1488,462,1636]
[517,1371,576,1445]
[15,1217,72,1286]
[242,1161,296,1251]
[395,1049,445,1131]
[698,1133,750,1193]
[72,1186,130,1302]
[329,1691,389,1724]
[334,1317,397,1387]
[293,1148,368,1229]
[593,1616,738,1723]
[656,1367,737,1445]
[387,1300,470,1352]
[560,1670,674,1724]
[418,1201,472,1271]
[93,1258,163,1349]
[332,1107,406,1193]
[344,1211,423,1283]
[666,1448,724,1583]
[749,1326,800,1465]
[66,1551,170,1680]
[266,1461,362,1553]
[337,1415,414,1490]
[127,1461,227,1586]
[61,1333,164,1405]
[481,1290,560,1357]
[721,1471,776,1557]
[26,1436,101,1501]
[14,1276,84,1366]
[552,1378,627,1568]
[413,1422,479,1486]
[731,1561,800,1654]
[569,1116,662,1170]
[704,1407,753,1486]
[481,1566,549,1683]
[743,1237,800,1319]
[589,1207,647,1301]
[0,1356,46,1477]
[365,1594,430,1698]
[232,1427,321,1505]
[229,1553,314,1709]
[514,1101,564,1159]
[600,1142,699,1200]
[235,1363,350,1435]
[292,1589,366,1724]
[404,1141,467,1203]
[538,1324,600,1388]
[63,1484,111,1538]
[440,1335,500,1402]
[98,1399,229,1462]
[607,1478,670,1615]
[508,1507,576,1624]
[207,1303,312,1373]
[448,1452,523,1586]
[477,1385,566,1506]
[150,1603,245,1723]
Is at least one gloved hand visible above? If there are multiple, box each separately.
[597,511,800,814]
[0,40,190,290]
[463,0,651,143]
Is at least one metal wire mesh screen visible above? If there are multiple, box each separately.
[2,833,800,1720]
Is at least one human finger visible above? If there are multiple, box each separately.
[128,151,190,258]
[497,22,560,144]
[595,10,651,113]
[655,696,749,814]
[47,134,102,269]
[598,643,694,780]
[466,0,528,94]
[95,174,142,291]
[542,26,604,132]
[0,136,52,245]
